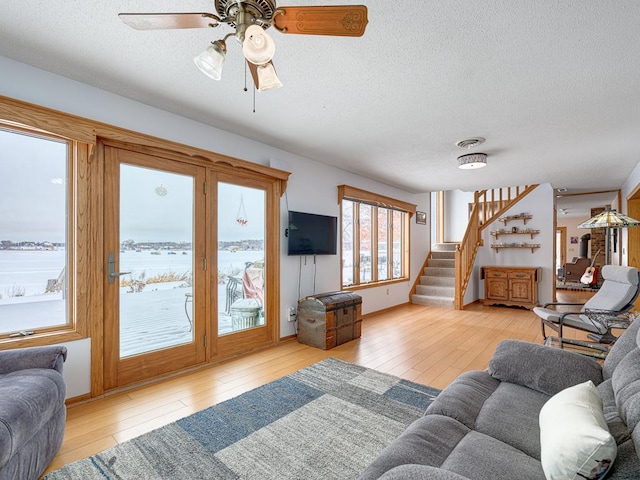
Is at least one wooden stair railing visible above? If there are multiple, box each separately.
[475,185,539,232]
[454,185,539,309]
[454,203,481,309]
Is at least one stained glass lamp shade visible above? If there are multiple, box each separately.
[578,209,640,264]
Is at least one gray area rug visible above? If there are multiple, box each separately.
[44,357,440,480]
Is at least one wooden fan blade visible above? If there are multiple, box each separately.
[119,13,219,30]
[273,5,368,37]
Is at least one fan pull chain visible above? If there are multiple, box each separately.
[243,62,256,113]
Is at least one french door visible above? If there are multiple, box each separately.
[103,144,279,390]
[103,145,206,389]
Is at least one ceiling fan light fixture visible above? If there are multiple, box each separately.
[256,62,282,91]
[242,25,275,65]
[458,153,487,169]
[194,40,227,80]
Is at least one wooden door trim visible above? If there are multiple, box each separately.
[103,145,207,391]
[556,226,567,267]
[211,172,281,361]
[627,184,640,309]
[436,191,444,244]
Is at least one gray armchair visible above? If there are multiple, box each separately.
[0,345,67,480]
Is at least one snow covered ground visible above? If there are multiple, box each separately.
[0,249,264,356]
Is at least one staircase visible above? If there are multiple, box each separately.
[411,243,456,308]
[410,184,540,309]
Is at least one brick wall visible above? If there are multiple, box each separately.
[590,207,606,266]
[585,207,609,286]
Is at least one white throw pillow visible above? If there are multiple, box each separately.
[539,380,616,480]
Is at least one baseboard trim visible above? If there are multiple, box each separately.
[362,301,411,319]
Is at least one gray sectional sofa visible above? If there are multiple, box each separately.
[360,318,640,480]
[0,345,67,480]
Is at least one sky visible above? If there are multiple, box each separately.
[121,165,266,242]
[0,128,67,242]
[1,128,266,244]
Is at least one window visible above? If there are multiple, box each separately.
[0,124,80,341]
[339,185,416,288]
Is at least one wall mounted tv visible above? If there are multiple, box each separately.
[287,211,338,256]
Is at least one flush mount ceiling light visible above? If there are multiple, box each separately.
[458,153,488,169]
[119,1,368,92]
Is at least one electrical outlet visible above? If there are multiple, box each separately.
[287,306,297,322]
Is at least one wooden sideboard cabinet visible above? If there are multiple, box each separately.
[481,266,541,310]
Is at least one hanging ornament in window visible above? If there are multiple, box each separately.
[236,194,248,226]
[155,184,167,196]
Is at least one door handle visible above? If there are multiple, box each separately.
[108,252,132,284]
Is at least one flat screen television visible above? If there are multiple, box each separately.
[287,211,338,256]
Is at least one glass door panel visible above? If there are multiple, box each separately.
[217,182,266,335]
[104,145,205,390]
[118,164,195,357]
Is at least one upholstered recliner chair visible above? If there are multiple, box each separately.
[0,345,67,480]
[557,256,592,283]
[535,265,640,350]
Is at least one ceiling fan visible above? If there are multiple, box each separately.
[119,1,368,91]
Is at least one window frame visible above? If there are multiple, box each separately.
[0,121,89,347]
[338,185,416,289]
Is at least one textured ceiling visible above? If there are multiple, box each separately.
[1,1,639,201]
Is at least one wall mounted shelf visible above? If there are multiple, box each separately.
[498,214,532,225]
[490,229,540,239]
[491,243,541,253]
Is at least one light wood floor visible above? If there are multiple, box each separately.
[44,292,593,475]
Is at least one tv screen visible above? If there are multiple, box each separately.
[287,211,338,255]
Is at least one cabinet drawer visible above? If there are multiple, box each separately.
[508,271,533,280]
[486,270,508,278]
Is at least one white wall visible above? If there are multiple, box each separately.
[0,56,430,397]
[444,190,474,242]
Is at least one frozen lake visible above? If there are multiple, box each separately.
[0,249,264,297]
[0,249,265,355]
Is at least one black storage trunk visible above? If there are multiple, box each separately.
[297,291,362,350]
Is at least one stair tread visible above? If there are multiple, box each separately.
[411,294,455,307]
[416,285,455,293]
